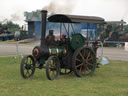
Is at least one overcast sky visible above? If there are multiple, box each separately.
[0,0,128,25]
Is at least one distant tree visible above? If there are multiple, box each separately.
[2,21,20,34]
[124,24,128,32]
[24,10,41,21]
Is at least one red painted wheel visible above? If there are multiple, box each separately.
[72,47,96,77]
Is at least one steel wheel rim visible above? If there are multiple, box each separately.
[73,47,96,77]
[46,56,60,80]
[20,55,35,79]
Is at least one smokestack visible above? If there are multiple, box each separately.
[40,10,47,48]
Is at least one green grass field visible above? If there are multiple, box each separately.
[0,57,128,96]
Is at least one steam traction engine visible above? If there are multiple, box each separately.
[20,10,105,80]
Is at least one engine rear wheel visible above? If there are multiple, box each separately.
[20,55,35,79]
[72,47,96,77]
[46,56,60,80]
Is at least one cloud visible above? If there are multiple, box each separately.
[72,0,127,22]
[0,0,50,25]
[0,0,128,25]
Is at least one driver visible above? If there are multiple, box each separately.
[46,30,55,46]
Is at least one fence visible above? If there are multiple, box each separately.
[0,41,128,61]
[104,41,125,47]
[84,41,104,59]
[0,41,104,59]
[101,41,128,61]
[0,42,35,57]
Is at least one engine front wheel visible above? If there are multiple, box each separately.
[46,56,60,80]
[20,55,35,79]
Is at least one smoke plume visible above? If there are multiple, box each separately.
[10,9,25,25]
[42,0,76,14]
[11,14,21,21]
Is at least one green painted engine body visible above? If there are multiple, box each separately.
[70,34,85,50]
[49,46,67,57]
[48,34,85,57]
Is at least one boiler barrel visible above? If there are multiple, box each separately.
[49,47,67,57]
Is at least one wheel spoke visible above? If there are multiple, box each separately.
[25,70,29,76]
[31,64,34,69]
[88,63,94,66]
[46,56,60,80]
[87,52,91,59]
[30,60,32,64]
[23,64,27,70]
[25,60,27,64]
[30,68,34,72]
[24,68,26,71]
[83,50,85,57]
[79,52,84,60]
[28,70,32,76]
[87,68,91,72]
[73,47,96,77]
[79,65,82,72]
[76,58,81,62]
[20,55,35,79]
[76,63,83,68]
[88,57,93,61]
[28,70,31,76]
[88,54,93,60]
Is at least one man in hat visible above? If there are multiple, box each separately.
[46,30,56,46]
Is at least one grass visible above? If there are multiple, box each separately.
[0,57,128,96]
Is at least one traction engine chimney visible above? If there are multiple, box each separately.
[40,10,47,48]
